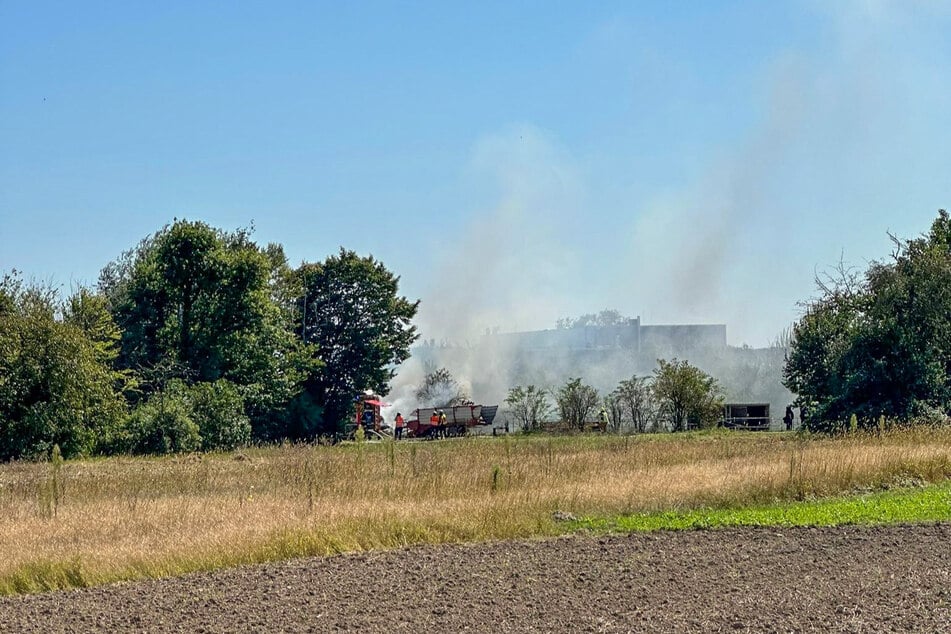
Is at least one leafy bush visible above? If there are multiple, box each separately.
[557,378,599,430]
[0,277,127,460]
[127,390,200,455]
[505,385,553,432]
[653,359,724,431]
[187,380,251,451]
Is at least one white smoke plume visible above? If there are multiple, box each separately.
[384,2,949,424]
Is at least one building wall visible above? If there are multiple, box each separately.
[484,319,725,354]
[639,324,727,352]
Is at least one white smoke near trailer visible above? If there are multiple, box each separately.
[382,357,477,424]
[381,361,426,425]
[383,119,793,422]
[384,125,587,423]
[382,119,797,425]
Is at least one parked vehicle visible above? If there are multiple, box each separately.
[407,405,498,438]
[722,403,771,431]
[347,394,499,440]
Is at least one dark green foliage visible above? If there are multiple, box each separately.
[100,220,312,439]
[296,249,419,434]
[652,359,724,431]
[123,380,248,454]
[277,391,325,441]
[2,222,419,459]
[0,276,127,460]
[186,380,251,451]
[785,210,951,431]
[126,387,200,455]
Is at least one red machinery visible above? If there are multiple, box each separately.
[348,394,499,440]
[350,394,388,439]
[407,404,498,438]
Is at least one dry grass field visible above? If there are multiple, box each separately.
[1,428,949,594]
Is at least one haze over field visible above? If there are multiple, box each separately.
[2,1,950,348]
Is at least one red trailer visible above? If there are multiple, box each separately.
[407,404,498,438]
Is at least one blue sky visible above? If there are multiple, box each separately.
[2,1,950,346]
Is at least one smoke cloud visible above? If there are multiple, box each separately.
[384,2,949,424]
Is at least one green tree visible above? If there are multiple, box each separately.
[785,210,951,430]
[62,287,131,452]
[614,375,656,433]
[556,377,599,430]
[101,220,309,438]
[653,359,724,432]
[154,221,219,367]
[505,385,553,432]
[0,277,126,460]
[782,264,863,430]
[297,249,419,434]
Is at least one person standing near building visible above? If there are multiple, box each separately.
[784,405,794,431]
[394,412,405,440]
[429,410,440,439]
[438,409,448,438]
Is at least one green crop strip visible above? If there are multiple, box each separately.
[573,481,951,532]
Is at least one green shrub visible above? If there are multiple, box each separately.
[127,391,200,455]
[187,380,251,451]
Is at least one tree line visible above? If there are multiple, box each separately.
[2,210,947,459]
[504,358,725,433]
[0,220,418,460]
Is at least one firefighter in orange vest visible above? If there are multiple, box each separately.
[394,412,405,440]
[429,410,440,439]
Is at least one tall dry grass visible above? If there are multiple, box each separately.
[0,428,949,593]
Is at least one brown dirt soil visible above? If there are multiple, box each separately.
[1,524,949,633]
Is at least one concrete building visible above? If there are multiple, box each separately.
[485,318,726,355]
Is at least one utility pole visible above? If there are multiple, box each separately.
[301,268,308,345]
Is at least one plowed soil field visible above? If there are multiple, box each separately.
[2,524,949,633]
